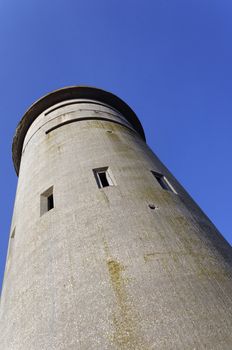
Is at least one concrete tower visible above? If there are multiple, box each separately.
[1,86,232,349]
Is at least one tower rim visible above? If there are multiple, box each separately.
[12,86,146,175]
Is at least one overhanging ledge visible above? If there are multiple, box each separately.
[12,86,146,176]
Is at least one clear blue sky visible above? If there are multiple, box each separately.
[0,0,232,291]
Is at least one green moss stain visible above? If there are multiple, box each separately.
[107,259,139,349]
[103,238,146,349]
[107,259,125,303]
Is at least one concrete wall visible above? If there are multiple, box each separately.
[1,97,232,349]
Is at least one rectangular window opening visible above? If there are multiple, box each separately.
[151,171,176,193]
[40,186,54,216]
[93,167,115,188]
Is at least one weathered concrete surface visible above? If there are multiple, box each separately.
[1,87,232,349]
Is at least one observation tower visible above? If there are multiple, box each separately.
[1,86,232,349]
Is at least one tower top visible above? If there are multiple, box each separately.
[12,86,146,175]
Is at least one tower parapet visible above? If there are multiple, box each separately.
[12,86,145,175]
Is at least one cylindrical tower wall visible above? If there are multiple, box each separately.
[1,88,232,350]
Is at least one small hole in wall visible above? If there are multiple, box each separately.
[107,130,113,134]
[148,204,157,210]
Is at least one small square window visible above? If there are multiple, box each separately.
[40,186,54,216]
[151,171,176,193]
[93,167,116,188]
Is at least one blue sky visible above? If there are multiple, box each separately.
[0,0,232,291]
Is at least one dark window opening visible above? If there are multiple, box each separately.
[11,228,16,239]
[40,186,54,216]
[93,167,116,188]
[47,194,54,211]
[151,171,176,193]
[98,172,109,187]
[156,175,169,190]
